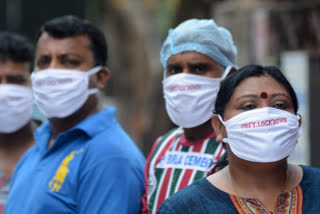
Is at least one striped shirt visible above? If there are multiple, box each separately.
[142,127,227,214]
[0,170,8,214]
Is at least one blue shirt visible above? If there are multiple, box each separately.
[5,107,146,214]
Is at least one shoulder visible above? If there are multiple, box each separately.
[87,133,143,160]
[300,165,320,196]
[298,165,320,211]
[84,112,144,161]
[150,127,182,152]
[157,127,182,144]
[301,165,320,177]
[158,178,232,214]
[13,144,37,168]
[80,127,145,174]
[300,165,320,183]
[10,145,37,185]
[145,127,182,164]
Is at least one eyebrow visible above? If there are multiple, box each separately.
[37,53,82,58]
[60,53,82,58]
[270,93,290,99]
[237,93,290,100]
[236,94,258,100]
[167,63,181,67]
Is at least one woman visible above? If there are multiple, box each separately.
[157,65,320,213]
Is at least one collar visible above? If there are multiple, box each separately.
[72,107,117,137]
[34,107,117,153]
[179,130,216,147]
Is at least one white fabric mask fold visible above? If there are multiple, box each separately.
[31,66,101,118]
[163,66,232,128]
[0,84,33,133]
[218,107,301,162]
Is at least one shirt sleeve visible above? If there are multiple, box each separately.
[141,137,162,214]
[78,157,145,214]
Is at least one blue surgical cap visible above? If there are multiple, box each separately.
[160,19,237,68]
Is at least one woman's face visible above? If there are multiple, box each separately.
[212,74,296,143]
[223,74,295,121]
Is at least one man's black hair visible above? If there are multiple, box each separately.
[214,65,299,118]
[0,32,34,72]
[37,15,108,66]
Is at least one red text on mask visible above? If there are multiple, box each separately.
[241,118,288,129]
[169,85,201,92]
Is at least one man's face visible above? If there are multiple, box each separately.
[165,51,224,78]
[34,33,95,72]
[0,60,31,86]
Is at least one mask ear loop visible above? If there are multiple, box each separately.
[163,70,167,80]
[217,114,229,143]
[221,66,233,79]
[87,66,103,76]
[87,66,103,95]
[297,114,302,137]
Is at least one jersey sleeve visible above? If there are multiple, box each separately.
[141,137,162,214]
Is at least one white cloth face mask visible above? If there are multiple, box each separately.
[218,107,301,163]
[31,66,101,118]
[163,66,232,128]
[0,84,33,133]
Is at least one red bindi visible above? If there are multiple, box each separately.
[260,92,268,99]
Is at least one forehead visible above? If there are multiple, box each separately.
[167,51,220,65]
[0,60,30,75]
[233,75,290,97]
[36,33,92,57]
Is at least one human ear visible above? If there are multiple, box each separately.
[298,113,302,127]
[227,66,237,77]
[211,114,226,142]
[95,67,110,89]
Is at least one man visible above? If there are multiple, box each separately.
[142,19,237,214]
[6,15,145,214]
[0,32,35,213]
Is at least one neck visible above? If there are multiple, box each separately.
[228,155,289,197]
[183,119,213,141]
[0,122,35,180]
[49,95,99,140]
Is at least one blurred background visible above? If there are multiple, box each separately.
[1,0,319,166]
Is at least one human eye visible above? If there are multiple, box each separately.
[191,64,207,74]
[241,104,256,111]
[273,102,289,110]
[166,65,182,76]
[61,57,81,67]
[7,75,28,84]
[36,56,50,69]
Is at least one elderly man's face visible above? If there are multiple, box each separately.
[165,51,224,78]
[34,32,95,72]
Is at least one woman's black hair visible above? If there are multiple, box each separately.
[214,65,299,118]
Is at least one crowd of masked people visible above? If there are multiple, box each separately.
[0,15,319,214]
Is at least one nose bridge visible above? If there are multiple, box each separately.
[260,97,270,108]
[182,64,191,74]
[48,56,60,69]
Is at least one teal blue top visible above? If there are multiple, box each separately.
[157,165,320,213]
